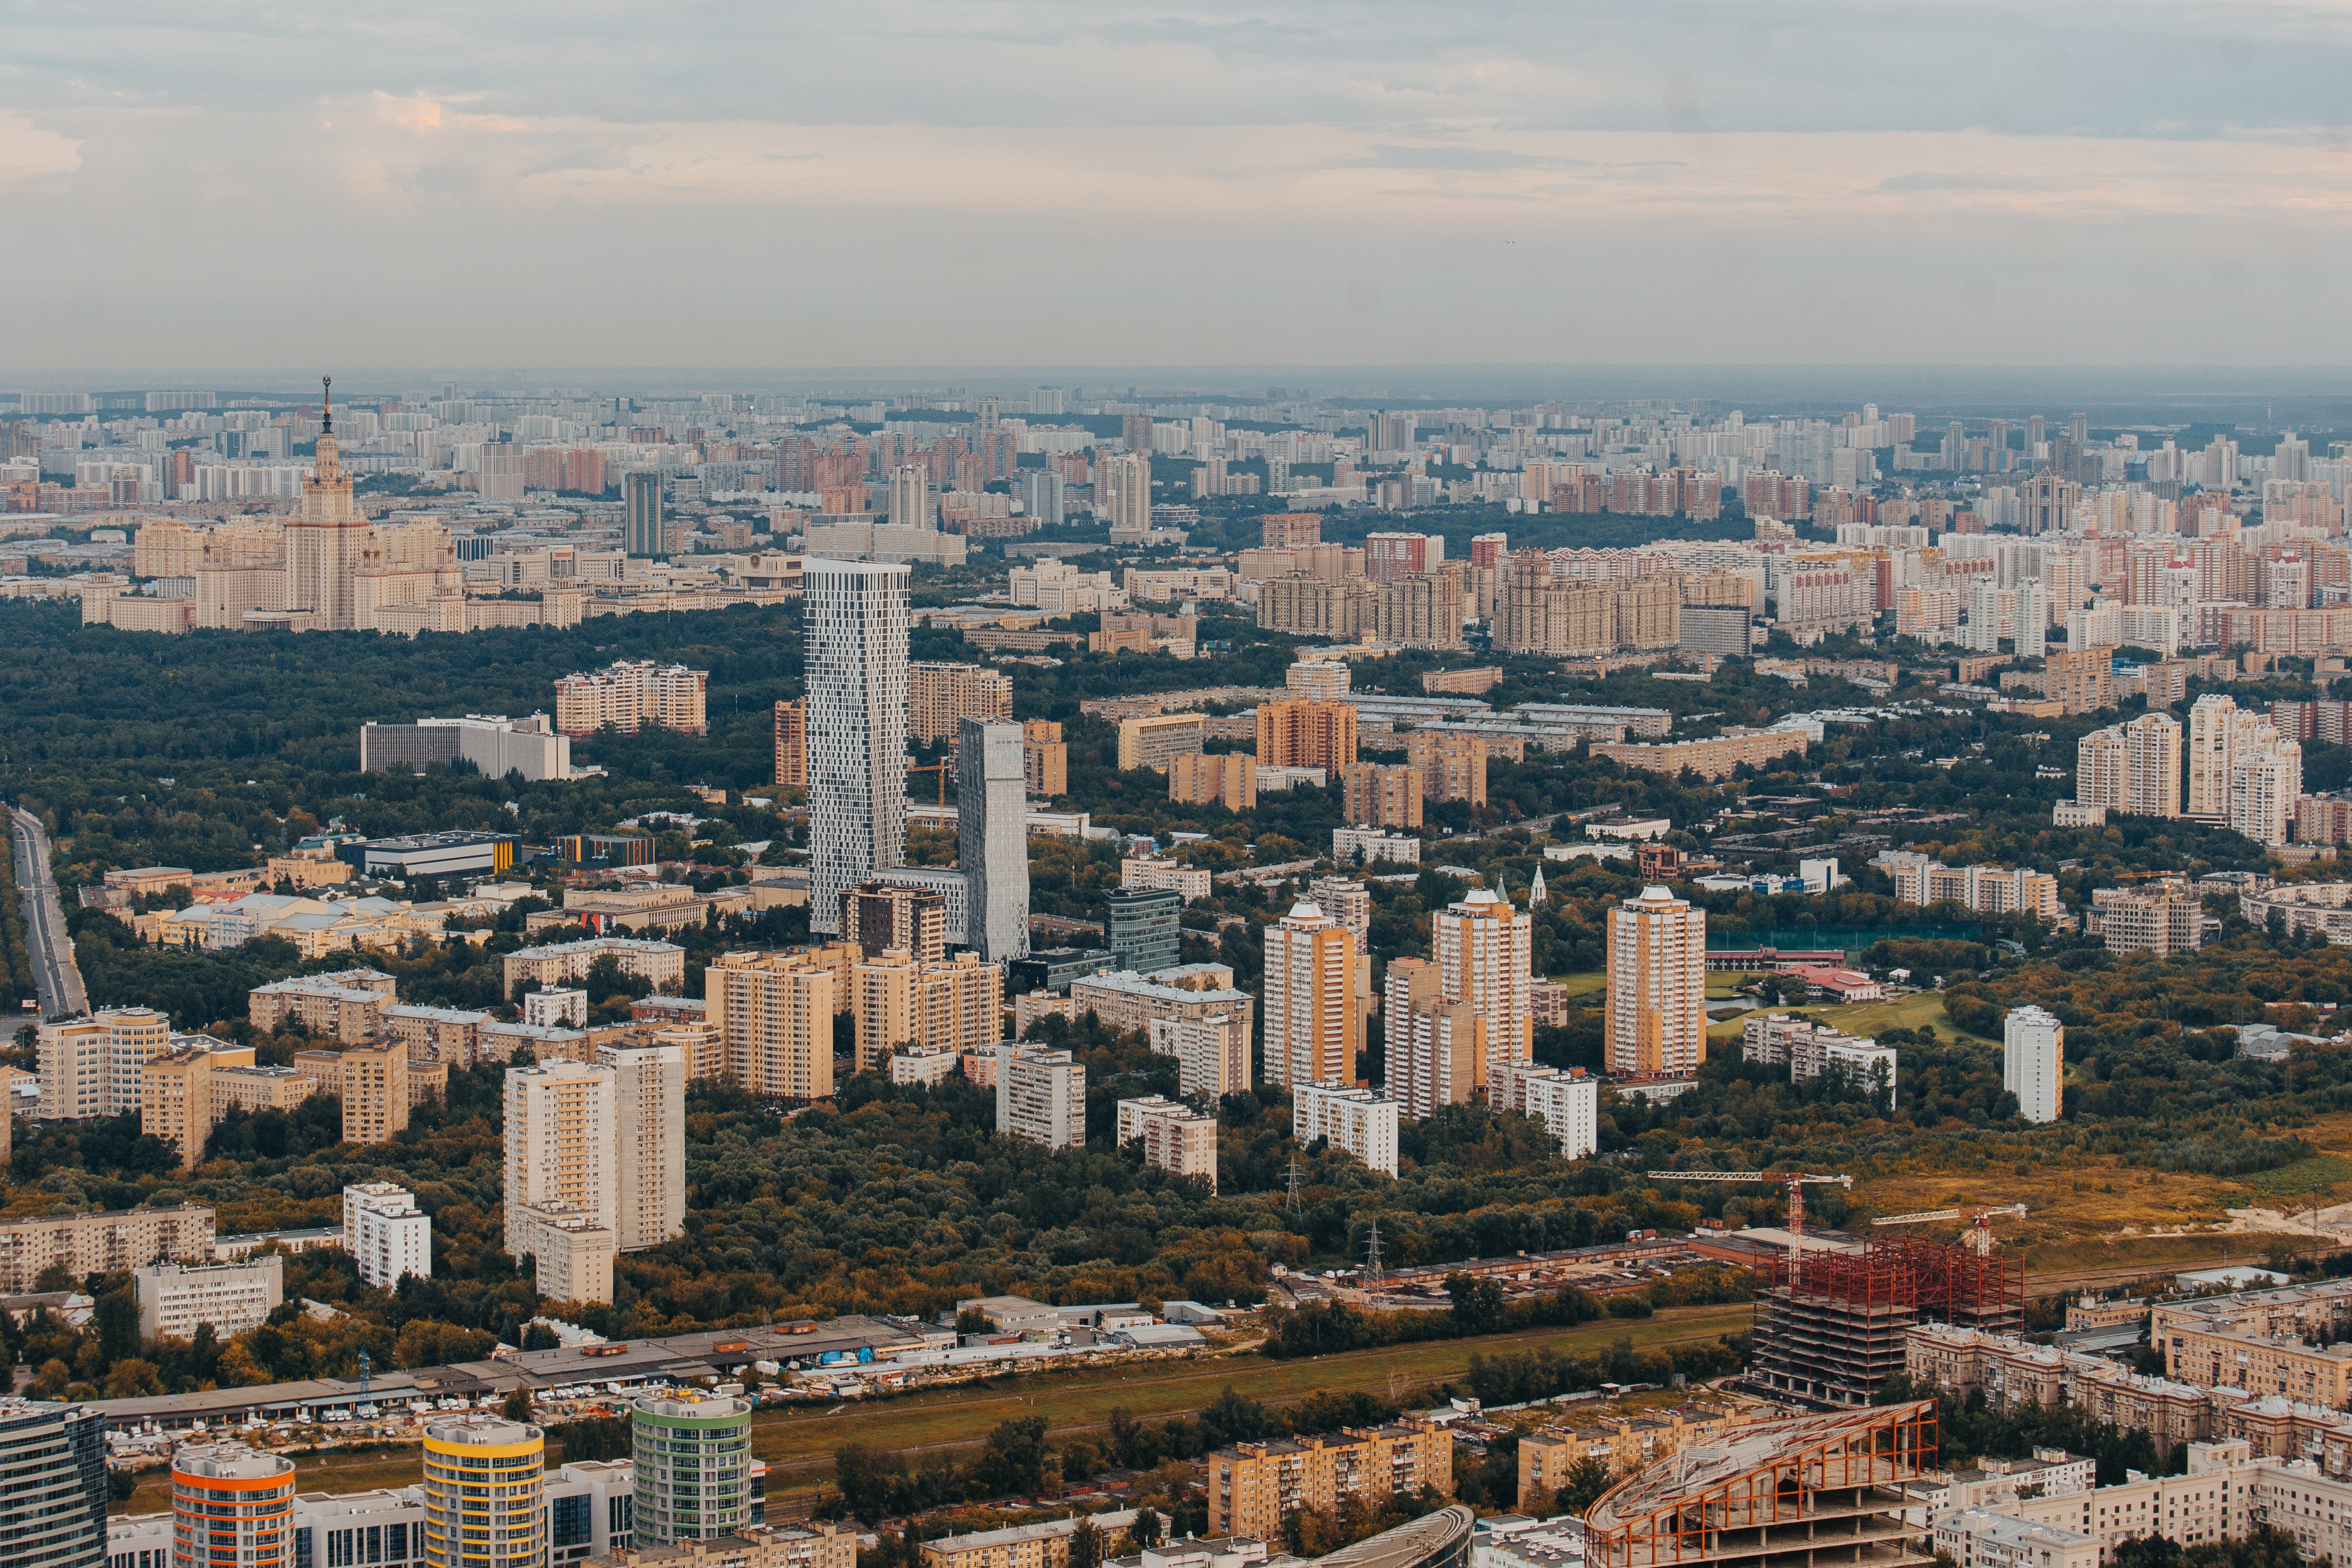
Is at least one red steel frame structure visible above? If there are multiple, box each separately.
[1751,1236,2022,1408]
[1587,1400,1939,1568]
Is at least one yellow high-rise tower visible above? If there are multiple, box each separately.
[1606,886,1706,1078]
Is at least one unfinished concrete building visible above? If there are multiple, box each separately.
[1753,1236,2022,1409]
[1586,1402,1939,1568]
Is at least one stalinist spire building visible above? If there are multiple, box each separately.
[284,376,372,631]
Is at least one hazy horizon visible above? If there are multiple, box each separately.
[9,4,2352,374]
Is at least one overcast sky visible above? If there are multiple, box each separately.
[8,2,2352,374]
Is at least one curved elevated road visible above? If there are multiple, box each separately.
[10,805,86,1019]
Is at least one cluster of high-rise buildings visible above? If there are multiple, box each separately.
[86,1393,850,1568]
[2073,693,2304,847]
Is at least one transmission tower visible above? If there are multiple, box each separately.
[1361,1220,1385,1289]
[1285,1158,1305,1219]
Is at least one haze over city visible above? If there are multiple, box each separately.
[15,12,2352,1568]
[10,3,2352,371]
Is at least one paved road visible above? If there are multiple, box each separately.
[9,805,86,1019]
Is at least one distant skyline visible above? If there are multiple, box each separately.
[9,3,2352,371]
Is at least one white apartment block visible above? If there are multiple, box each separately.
[504,1060,617,1264]
[1940,1440,2260,1560]
[996,1043,1086,1150]
[596,1040,685,1253]
[1114,1095,1219,1191]
[2004,1005,2064,1124]
[2187,694,2301,845]
[344,1182,431,1288]
[1490,1062,1598,1160]
[37,1008,171,1120]
[1293,1082,1399,1177]
[1934,1511,2098,1568]
[1120,858,1213,902]
[134,1255,283,1340]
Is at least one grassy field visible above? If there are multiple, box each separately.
[747,1303,1753,1498]
[1553,971,1747,1000]
[1702,987,2001,1049]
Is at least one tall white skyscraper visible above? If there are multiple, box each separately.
[805,559,911,935]
[1605,886,1706,1078]
[2004,1005,2063,1124]
[596,1039,686,1252]
[888,465,931,529]
[957,717,1030,962]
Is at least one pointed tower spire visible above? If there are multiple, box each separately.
[321,374,333,436]
[1531,865,1548,904]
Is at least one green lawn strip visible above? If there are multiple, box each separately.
[750,1303,1752,1491]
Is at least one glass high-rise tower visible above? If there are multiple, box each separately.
[0,1399,106,1568]
[631,1394,755,1544]
[957,717,1030,962]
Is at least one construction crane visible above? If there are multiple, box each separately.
[1646,1169,1852,1236]
[907,759,949,807]
[1873,1203,2027,1254]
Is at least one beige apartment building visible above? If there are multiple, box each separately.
[140,1043,246,1170]
[1117,712,1205,772]
[1340,763,1423,830]
[704,948,842,1101]
[553,660,708,737]
[1167,752,1254,810]
[850,950,1002,1071]
[1069,969,1257,1042]
[341,1041,412,1144]
[36,1007,172,1121]
[1114,1095,1219,1190]
[1405,731,1509,806]
[248,977,388,1043]
[1593,726,1809,782]
[908,662,1013,743]
[0,1204,217,1291]
[502,936,685,999]
[1256,700,1359,770]
[1606,886,1706,1078]
[918,1514,1148,1568]
[381,1004,491,1065]
[1021,719,1067,798]
[1206,1419,1451,1539]
[1261,900,1361,1089]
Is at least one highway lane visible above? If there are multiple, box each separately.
[9,805,86,1019]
